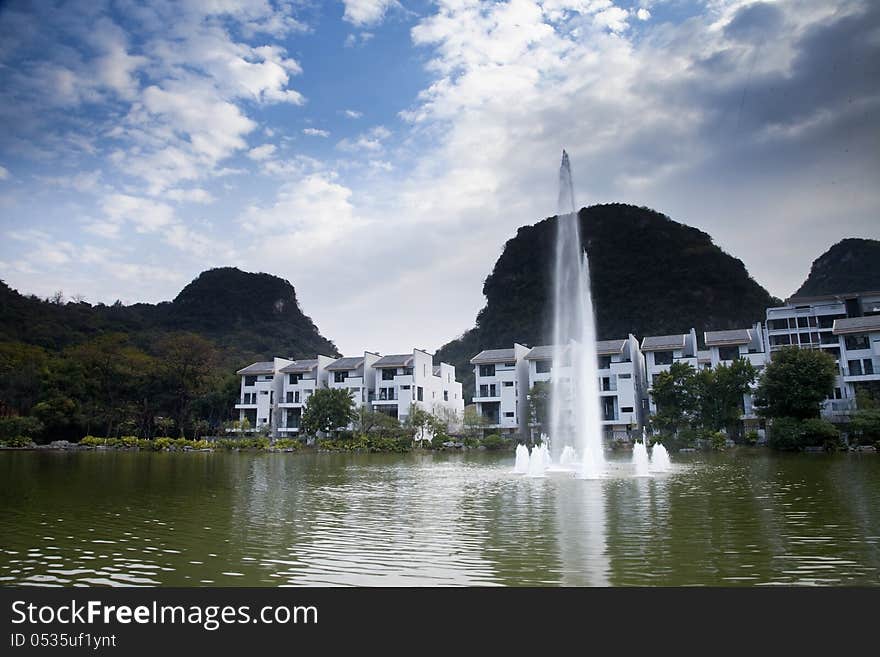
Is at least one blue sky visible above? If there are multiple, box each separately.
[1,0,878,356]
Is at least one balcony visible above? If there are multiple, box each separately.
[822,399,857,418]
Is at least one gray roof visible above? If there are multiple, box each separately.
[279,359,318,374]
[237,361,276,375]
[470,348,517,364]
[373,354,414,368]
[641,334,686,351]
[525,345,556,361]
[326,356,364,371]
[595,339,626,356]
[833,315,880,335]
[705,328,751,346]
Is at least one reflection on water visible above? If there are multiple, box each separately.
[1,450,879,586]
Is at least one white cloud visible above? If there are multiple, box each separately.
[102,194,175,233]
[337,125,391,152]
[303,128,330,137]
[165,187,216,204]
[342,1,398,27]
[247,143,277,161]
[636,8,651,21]
[0,165,8,180]
[344,109,363,119]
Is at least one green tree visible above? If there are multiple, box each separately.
[754,347,837,420]
[155,333,216,437]
[696,358,757,435]
[0,341,48,416]
[525,381,550,440]
[850,409,880,445]
[650,361,699,434]
[301,388,356,437]
[462,405,487,440]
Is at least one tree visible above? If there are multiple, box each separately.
[650,362,699,434]
[696,358,757,435]
[462,405,487,440]
[357,407,401,434]
[754,347,837,420]
[155,333,215,437]
[301,388,356,437]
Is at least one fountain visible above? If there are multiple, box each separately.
[549,151,605,479]
[514,444,531,474]
[650,442,671,472]
[527,443,549,478]
[632,440,651,477]
[559,445,577,467]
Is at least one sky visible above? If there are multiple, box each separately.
[0,0,878,357]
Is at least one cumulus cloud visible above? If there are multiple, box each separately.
[247,144,277,161]
[343,109,363,118]
[342,1,399,27]
[337,126,391,152]
[303,127,330,137]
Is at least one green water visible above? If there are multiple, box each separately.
[1,449,879,586]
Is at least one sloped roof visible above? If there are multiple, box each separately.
[470,348,517,364]
[373,354,413,368]
[833,315,880,335]
[641,334,686,351]
[326,356,364,371]
[705,328,752,346]
[237,361,276,375]
[595,339,626,356]
[279,359,318,373]
[525,345,556,361]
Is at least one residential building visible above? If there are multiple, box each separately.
[520,335,646,439]
[766,291,880,421]
[641,329,699,415]
[470,344,530,436]
[326,352,380,413]
[703,324,768,433]
[235,357,291,433]
[277,355,334,436]
[371,349,464,425]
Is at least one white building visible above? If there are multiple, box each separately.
[518,335,647,439]
[371,349,464,426]
[234,357,291,433]
[641,329,699,415]
[470,344,530,436]
[765,291,880,421]
[235,349,464,438]
[703,324,768,432]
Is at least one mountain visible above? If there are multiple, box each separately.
[792,238,880,298]
[435,203,780,398]
[0,267,338,365]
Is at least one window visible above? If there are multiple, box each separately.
[865,359,875,375]
[654,351,673,365]
[601,377,613,391]
[503,381,514,387]
[620,406,634,413]
[288,373,299,385]
[401,385,411,390]
[834,387,842,400]
[848,360,863,376]
[504,362,515,368]
[618,373,632,379]
[382,369,395,380]
[269,391,274,404]
[244,375,257,386]
[797,316,810,328]
[770,334,791,346]
[597,356,612,369]
[260,390,268,395]
[718,346,740,361]
[536,360,551,374]
[262,375,273,381]
[845,335,870,350]
[403,367,413,376]
[286,391,293,403]
[294,391,300,403]
[767,319,788,330]
[490,384,497,397]
[479,364,495,377]
[444,390,449,401]
[334,371,346,383]
[504,412,515,418]
[417,387,423,402]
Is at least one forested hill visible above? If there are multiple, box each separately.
[435,203,781,398]
[792,238,880,298]
[0,267,338,364]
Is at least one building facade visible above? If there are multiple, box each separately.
[470,344,530,436]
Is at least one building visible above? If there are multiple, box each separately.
[703,324,768,433]
[641,329,699,415]
[470,344,530,436]
[235,349,464,438]
[766,291,880,421]
[514,335,646,440]
[371,349,464,425]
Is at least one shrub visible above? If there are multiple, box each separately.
[801,418,840,450]
[272,438,302,450]
[481,434,505,450]
[0,416,43,440]
[0,435,33,448]
[768,417,839,451]
[745,430,760,446]
[709,431,728,451]
[153,437,173,451]
[768,417,803,451]
[79,435,106,447]
[850,409,880,445]
[120,436,139,448]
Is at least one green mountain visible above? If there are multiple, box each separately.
[435,203,781,398]
[0,267,338,365]
[792,238,880,298]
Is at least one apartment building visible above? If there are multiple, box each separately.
[641,329,699,415]
[371,349,464,425]
[703,324,768,431]
[235,349,463,437]
[470,344,530,436]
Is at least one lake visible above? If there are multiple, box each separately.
[1,449,879,586]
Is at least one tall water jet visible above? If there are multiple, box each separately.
[514,444,530,474]
[550,151,605,478]
[632,440,651,477]
[527,444,548,478]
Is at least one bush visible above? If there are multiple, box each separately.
[153,437,173,451]
[79,435,106,446]
[745,430,760,446]
[481,434,505,450]
[0,416,43,440]
[0,435,33,448]
[709,431,728,451]
[801,418,840,450]
[850,409,880,445]
[768,417,840,451]
[272,438,302,450]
